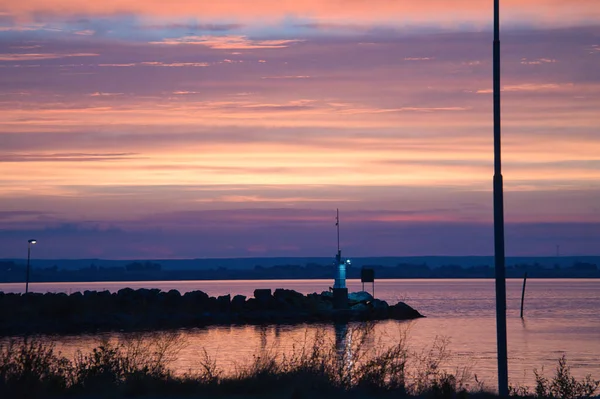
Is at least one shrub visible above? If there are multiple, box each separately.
[0,339,72,397]
[531,355,599,399]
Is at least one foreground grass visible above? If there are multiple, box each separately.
[0,327,598,399]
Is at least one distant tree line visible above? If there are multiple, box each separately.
[0,260,598,283]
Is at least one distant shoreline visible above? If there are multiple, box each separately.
[2,257,599,284]
[1,276,599,287]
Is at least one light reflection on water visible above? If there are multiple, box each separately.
[2,279,599,389]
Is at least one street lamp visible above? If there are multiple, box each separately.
[493,0,509,397]
[25,239,37,294]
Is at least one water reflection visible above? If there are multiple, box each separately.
[257,325,268,351]
[334,322,349,357]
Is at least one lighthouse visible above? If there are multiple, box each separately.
[332,209,349,309]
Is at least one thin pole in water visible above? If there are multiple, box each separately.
[493,0,509,396]
[520,272,528,318]
[25,244,31,294]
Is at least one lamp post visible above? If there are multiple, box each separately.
[25,239,37,294]
[493,0,509,397]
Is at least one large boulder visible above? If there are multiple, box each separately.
[254,289,272,307]
[231,295,246,311]
[316,300,333,312]
[245,298,258,311]
[306,293,333,313]
[165,289,182,307]
[370,299,389,310]
[117,288,135,298]
[389,302,424,320]
[217,294,231,311]
[348,291,373,305]
[370,299,389,317]
[350,303,369,312]
[183,290,210,310]
[273,289,306,309]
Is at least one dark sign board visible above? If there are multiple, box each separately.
[361,268,375,283]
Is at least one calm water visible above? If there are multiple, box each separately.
[2,279,599,389]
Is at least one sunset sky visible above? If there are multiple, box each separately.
[1,0,599,259]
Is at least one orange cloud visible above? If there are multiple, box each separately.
[476,83,573,94]
[150,35,302,49]
[0,53,98,61]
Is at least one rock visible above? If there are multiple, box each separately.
[165,290,182,307]
[231,295,246,311]
[117,288,135,297]
[207,296,219,311]
[306,294,333,313]
[136,288,151,297]
[316,300,334,312]
[389,302,424,320]
[370,299,389,317]
[317,301,333,313]
[273,289,306,308]
[245,298,258,310]
[370,299,389,310]
[348,291,373,305]
[273,289,304,300]
[320,291,333,299]
[254,289,272,305]
[217,294,231,311]
[350,303,369,312]
[183,290,210,307]
[183,290,209,304]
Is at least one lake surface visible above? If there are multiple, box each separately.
[2,278,599,390]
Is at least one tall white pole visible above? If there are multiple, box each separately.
[493,0,509,396]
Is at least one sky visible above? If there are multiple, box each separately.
[0,0,599,259]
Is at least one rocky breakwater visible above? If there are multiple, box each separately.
[0,288,424,335]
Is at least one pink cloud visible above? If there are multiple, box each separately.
[73,29,95,36]
[520,58,557,65]
[88,92,124,96]
[2,0,599,27]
